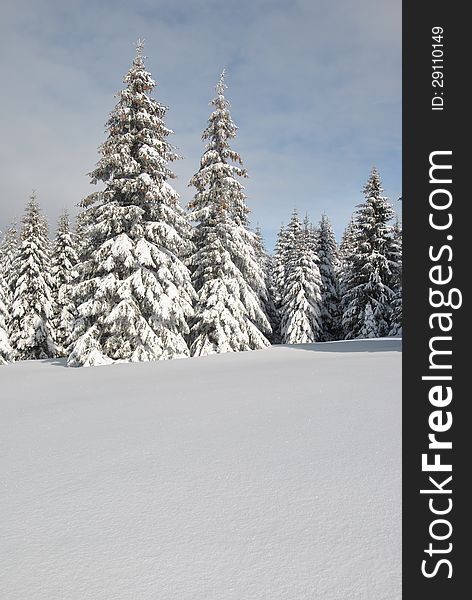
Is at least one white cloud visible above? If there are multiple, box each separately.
[0,0,401,247]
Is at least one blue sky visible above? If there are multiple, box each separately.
[0,0,401,249]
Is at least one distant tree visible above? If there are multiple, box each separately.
[338,215,356,300]
[279,211,323,343]
[271,223,290,335]
[316,214,341,340]
[68,42,195,366]
[254,225,278,341]
[0,223,18,364]
[51,210,78,355]
[188,71,271,355]
[341,168,399,339]
[389,218,402,335]
[0,271,12,364]
[9,193,56,360]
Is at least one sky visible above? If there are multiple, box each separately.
[0,0,401,249]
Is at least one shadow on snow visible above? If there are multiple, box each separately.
[273,337,402,354]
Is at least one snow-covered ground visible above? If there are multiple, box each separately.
[1,339,401,600]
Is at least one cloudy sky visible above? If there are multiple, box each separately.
[0,0,401,248]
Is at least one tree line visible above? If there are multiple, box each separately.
[0,43,401,367]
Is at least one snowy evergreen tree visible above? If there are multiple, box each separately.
[188,71,271,355]
[51,210,78,355]
[341,168,399,339]
[273,213,315,342]
[266,254,280,343]
[316,214,341,340]
[9,194,56,360]
[270,224,290,344]
[68,41,195,367]
[389,219,402,335]
[0,271,12,364]
[0,223,18,298]
[279,212,322,343]
[272,224,288,308]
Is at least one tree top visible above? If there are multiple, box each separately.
[216,69,227,96]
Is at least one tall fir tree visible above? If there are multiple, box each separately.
[316,214,341,340]
[9,194,56,360]
[341,167,399,339]
[188,72,271,355]
[51,210,78,355]
[279,211,323,343]
[273,214,310,342]
[68,42,195,367]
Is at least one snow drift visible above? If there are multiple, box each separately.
[0,338,401,599]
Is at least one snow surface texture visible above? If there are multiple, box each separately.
[1,339,401,599]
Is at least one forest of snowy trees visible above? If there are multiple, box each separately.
[0,44,402,367]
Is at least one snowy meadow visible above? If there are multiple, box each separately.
[1,339,401,599]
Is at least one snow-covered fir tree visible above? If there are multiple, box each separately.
[68,41,195,367]
[188,71,271,355]
[389,218,402,335]
[213,73,271,343]
[269,224,289,344]
[9,194,56,360]
[51,210,78,355]
[0,223,18,298]
[341,168,399,339]
[279,211,323,343]
[0,271,12,364]
[273,214,314,342]
[316,214,341,340]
